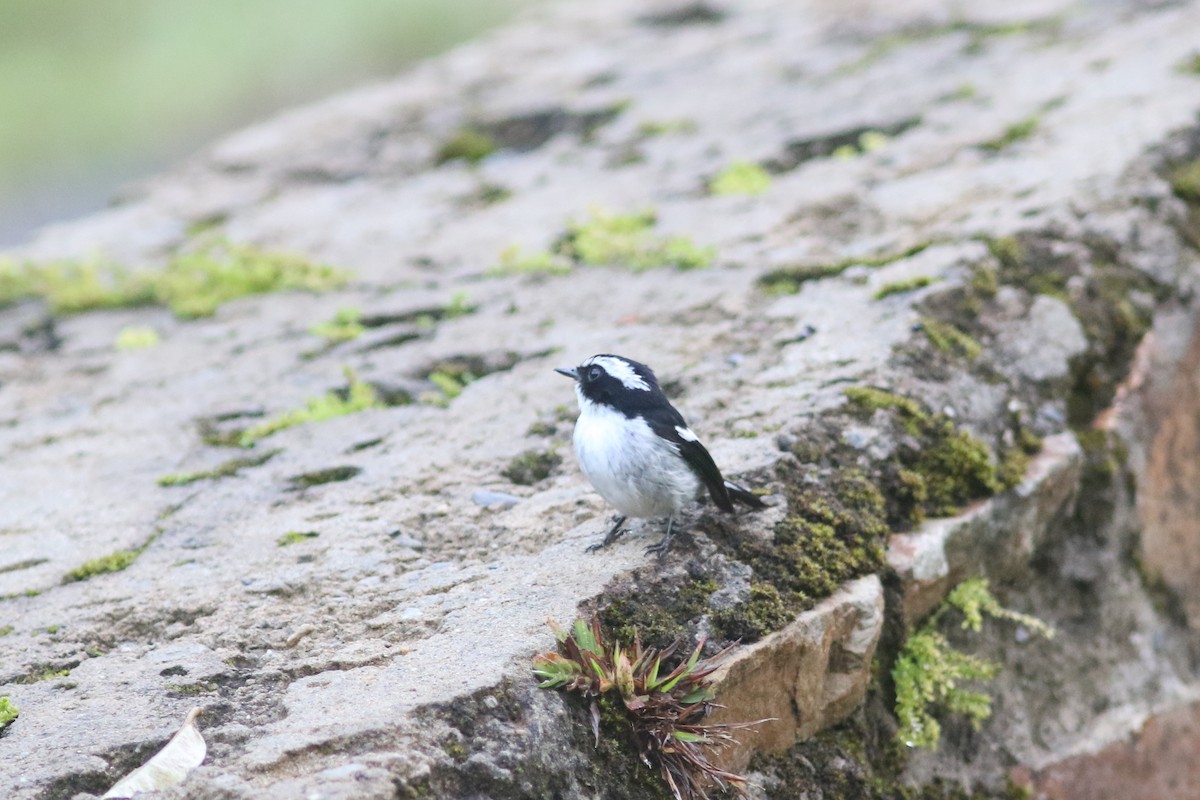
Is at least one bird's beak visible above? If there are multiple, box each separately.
[554,367,579,380]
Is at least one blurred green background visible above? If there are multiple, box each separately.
[0,0,532,246]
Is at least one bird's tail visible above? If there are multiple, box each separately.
[724,480,768,510]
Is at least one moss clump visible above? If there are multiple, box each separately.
[0,696,17,731]
[710,582,791,642]
[1177,52,1200,75]
[562,208,715,271]
[1169,160,1200,204]
[115,325,160,350]
[713,469,889,644]
[159,241,347,318]
[493,208,714,276]
[844,387,1004,526]
[435,128,497,165]
[874,276,935,299]
[278,531,319,547]
[759,263,852,295]
[502,449,562,485]
[709,161,772,196]
[490,245,573,277]
[158,448,281,487]
[239,369,381,446]
[0,241,348,318]
[21,665,73,683]
[894,578,1053,749]
[919,318,982,360]
[63,545,145,583]
[979,116,1038,153]
[599,577,718,650]
[311,307,364,343]
[0,626,12,637]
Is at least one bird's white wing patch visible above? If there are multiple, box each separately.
[675,426,698,442]
[585,355,650,391]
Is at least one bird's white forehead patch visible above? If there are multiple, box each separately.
[675,426,698,442]
[585,355,651,391]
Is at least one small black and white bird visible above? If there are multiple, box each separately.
[555,354,765,556]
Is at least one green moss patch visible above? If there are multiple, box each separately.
[501,449,561,485]
[0,241,348,317]
[758,241,935,295]
[158,448,281,486]
[63,536,154,583]
[874,276,935,299]
[435,128,497,165]
[709,161,772,196]
[492,207,714,276]
[311,307,365,342]
[278,531,319,547]
[711,469,889,644]
[239,369,381,446]
[598,576,718,651]
[843,387,1010,526]
[115,325,160,350]
[1169,159,1200,204]
[979,116,1038,153]
[287,465,362,489]
[0,696,16,731]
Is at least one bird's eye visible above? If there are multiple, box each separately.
[587,367,602,382]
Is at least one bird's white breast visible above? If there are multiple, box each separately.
[572,390,700,518]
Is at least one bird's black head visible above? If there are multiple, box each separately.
[555,354,664,414]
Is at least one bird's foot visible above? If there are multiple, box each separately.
[644,515,676,559]
[643,532,674,558]
[585,515,627,553]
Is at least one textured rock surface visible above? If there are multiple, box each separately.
[3,0,1200,797]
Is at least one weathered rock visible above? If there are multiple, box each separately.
[3,0,1200,797]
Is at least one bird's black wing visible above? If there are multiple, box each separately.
[642,409,734,512]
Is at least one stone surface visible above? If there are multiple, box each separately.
[708,575,884,772]
[2,0,1200,797]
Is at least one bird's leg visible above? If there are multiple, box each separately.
[645,515,676,558]
[586,515,627,553]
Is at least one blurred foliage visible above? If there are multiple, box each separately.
[0,0,531,240]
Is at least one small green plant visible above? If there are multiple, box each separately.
[1177,52,1200,75]
[239,368,381,446]
[115,325,160,350]
[277,531,319,547]
[310,307,364,342]
[0,625,12,637]
[533,616,764,799]
[893,578,1053,749]
[0,696,18,731]
[1169,160,1200,204]
[709,161,772,196]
